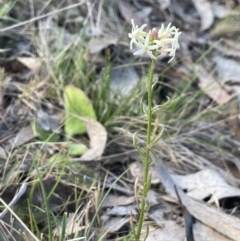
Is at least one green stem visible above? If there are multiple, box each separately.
[135,59,155,240]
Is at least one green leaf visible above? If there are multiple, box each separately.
[50,153,67,164]
[64,85,96,136]
[33,120,60,142]
[67,142,87,156]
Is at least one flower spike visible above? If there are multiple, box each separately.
[129,19,181,62]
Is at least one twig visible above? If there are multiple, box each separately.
[0,183,27,219]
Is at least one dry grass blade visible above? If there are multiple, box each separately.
[0,0,86,32]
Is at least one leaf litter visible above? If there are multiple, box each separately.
[1,0,240,240]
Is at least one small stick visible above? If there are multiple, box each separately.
[0,183,27,219]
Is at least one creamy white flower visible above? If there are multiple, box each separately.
[158,23,178,38]
[128,19,147,50]
[171,30,181,50]
[133,34,159,60]
[129,19,181,61]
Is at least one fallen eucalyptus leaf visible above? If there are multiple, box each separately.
[143,221,185,241]
[11,125,36,148]
[16,57,41,74]
[155,158,240,241]
[107,205,138,216]
[172,169,240,203]
[194,222,234,241]
[102,194,135,207]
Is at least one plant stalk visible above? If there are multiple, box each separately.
[135,59,155,240]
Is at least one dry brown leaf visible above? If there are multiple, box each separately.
[10,125,35,149]
[195,65,232,105]
[16,57,41,74]
[130,161,160,184]
[194,222,234,241]
[155,158,240,241]
[107,205,138,216]
[77,117,107,161]
[143,221,185,241]
[102,195,135,207]
[172,169,240,203]
[191,0,214,30]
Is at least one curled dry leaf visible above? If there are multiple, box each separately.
[191,0,214,30]
[76,117,107,161]
[172,169,240,203]
[16,57,41,74]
